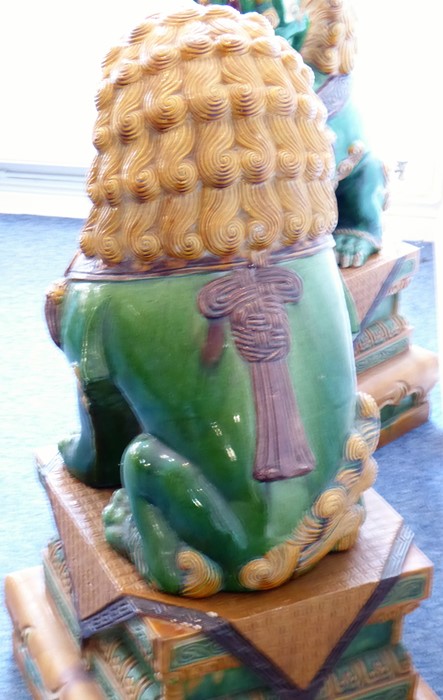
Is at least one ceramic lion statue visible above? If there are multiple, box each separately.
[46,3,379,597]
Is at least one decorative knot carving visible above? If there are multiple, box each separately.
[198,266,315,482]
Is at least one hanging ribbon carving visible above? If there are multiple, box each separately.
[198,266,315,482]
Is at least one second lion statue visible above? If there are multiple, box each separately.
[196,0,389,267]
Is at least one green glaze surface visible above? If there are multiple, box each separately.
[341,621,393,662]
[379,397,417,431]
[88,636,414,700]
[171,637,226,669]
[58,248,361,593]
[312,79,387,268]
[362,296,398,328]
[355,338,410,374]
[382,575,429,608]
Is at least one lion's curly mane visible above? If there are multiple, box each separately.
[80,4,337,271]
[300,0,358,75]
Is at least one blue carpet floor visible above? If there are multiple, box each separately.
[0,214,441,698]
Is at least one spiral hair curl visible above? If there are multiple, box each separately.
[299,0,358,75]
[80,4,337,270]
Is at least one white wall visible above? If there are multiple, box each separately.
[1,0,442,226]
[1,0,192,167]
[351,0,443,242]
[0,0,192,216]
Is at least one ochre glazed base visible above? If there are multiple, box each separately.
[5,566,438,700]
[357,344,439,448]
[341,242,439,446]
[5,453,436,699]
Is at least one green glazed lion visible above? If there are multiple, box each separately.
[46,4,379,597]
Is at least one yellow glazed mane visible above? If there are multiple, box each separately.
[300,0,357,75]
[80,4,337,271]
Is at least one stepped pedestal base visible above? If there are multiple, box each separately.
[357,344,439,447]
[342,242,439,446]
[5,456,436,699]
[5,565,438,700]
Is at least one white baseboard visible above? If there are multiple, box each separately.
[0,162,440,243]
[0,162,90,219]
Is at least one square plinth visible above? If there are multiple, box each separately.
[4,558,436,700]
[340,242,438,445]
[4,448,435,700]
